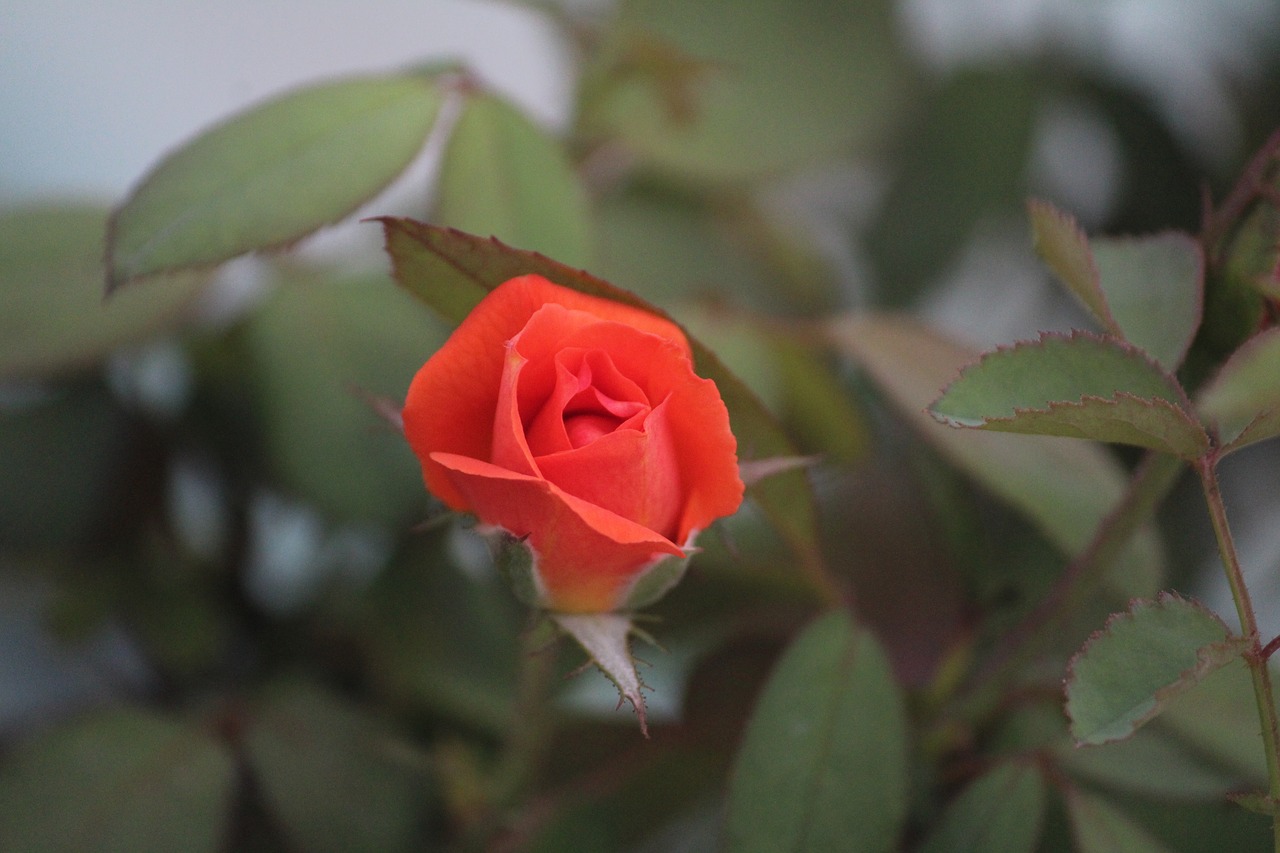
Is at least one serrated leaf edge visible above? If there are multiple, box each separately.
[1027,198,1119,335]
[1064,591,1246,746]
[938,391,1210,459]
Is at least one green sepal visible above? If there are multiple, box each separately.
[552,612,650,736]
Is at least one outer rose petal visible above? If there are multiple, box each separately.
[403,275,691,510]
[431,452,685,612]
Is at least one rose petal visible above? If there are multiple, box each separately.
[515,318,744,542]
[536,396,683,539]
[404,275,689,509]
[524,347,648,457]
[432,451,684,612]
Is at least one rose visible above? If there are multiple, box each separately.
[402,274,744,613]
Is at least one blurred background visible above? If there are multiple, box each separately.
[4,0,1280,849]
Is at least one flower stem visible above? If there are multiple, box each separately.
[489,615,559,811]
[1197,455,1280,850]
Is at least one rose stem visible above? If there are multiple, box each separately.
[1197,453,1280,851]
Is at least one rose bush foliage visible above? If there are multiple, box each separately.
[402,274,744,613]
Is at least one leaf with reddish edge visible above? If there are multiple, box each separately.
[1197,327,1280,453]
[1065,593,1248,746]
[930,331,1210,459]
[552,612,651,736]
[1028,199,1115,333]
[1028,200,1204,371]
[376,218,822,585]
[825,315,1164,595]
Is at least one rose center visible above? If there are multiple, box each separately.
[563,411,624,448]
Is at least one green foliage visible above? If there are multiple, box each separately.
[436,92,592,266]
[918,762,1047,853]
[108,73,444,290]
[1,205,209,380]
[1066,594,1247,745]
[244,680,429,853]
[725,611,907,853]
[1029,200,1204,370]
[1197,327,1280,451]
[930,332,1210,458]
[830,316,1163,590]
[9,4,1280,851]
[0,708,236,853]
[1066,788,1176,852]
[583,0,906,181]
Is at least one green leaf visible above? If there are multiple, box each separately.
[435,92,591,267]
[827,315,1163,592]
[243,266,447,523]
[376,220,822,584]
[1029,200,1204,370]
[1091,232,1204,371]
[107,73,444,290]
[930,332,1209,459]
[585,0,906,181]
[1197,327,1280,452]
[0,205,208,380]
[866,68,1038,302]
[1065,593,1247,745]
[244,680,429,853]
[1066,789,1175,853]
[553,612,651,735]
[918,762,1046,853]
[0,707,235,853]
[725,611,907,853]
[1028,199,1114,331]
[1059,716,1261,799]
[361,539,520,732]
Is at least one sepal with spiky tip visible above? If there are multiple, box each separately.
[551,612,653,736]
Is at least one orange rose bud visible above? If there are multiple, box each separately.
[402,274,743,613]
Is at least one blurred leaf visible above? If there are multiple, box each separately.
[866,67,1038,302]
[1196,327,1280,452]
[245,680,428,853]
[0,384,131,549]
[107,73,444,289]
[1059,717,1259,800]
[1028,201,1204,370]
[918,762,1046,853]
[0,205,207,380]
[243,267,446,523]
[1065,594,1246,746]
[930,332,1209,459]
[584,0,906,181]
[0,707,234,853]
[377,220,822,583]
[826,315,1163,592]
[1066,789,1174,853]
[1159,659,1270,785]
[361,538,520,731]
[594,186,767,307]
[435,92,591,267]
[725,611,907,853]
